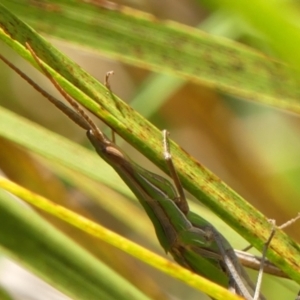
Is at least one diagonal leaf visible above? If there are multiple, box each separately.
[1,0,300,113]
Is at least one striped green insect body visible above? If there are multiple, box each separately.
[0,44,267,300]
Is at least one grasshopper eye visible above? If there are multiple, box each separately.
[106,145,126,160]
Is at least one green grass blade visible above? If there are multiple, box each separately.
[0,106,241,300]
[0,188,150,300]
[0,177,243,300]
[0,106,249,299]
[1,1,300,113]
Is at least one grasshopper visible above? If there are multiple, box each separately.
[0,45,268,299]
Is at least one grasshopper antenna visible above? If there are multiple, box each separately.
[25,42,106,144]
[0,52,91,131]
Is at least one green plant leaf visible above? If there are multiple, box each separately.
[1,1,300,114]
[0,188,150,300]
[0,177,243,300]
